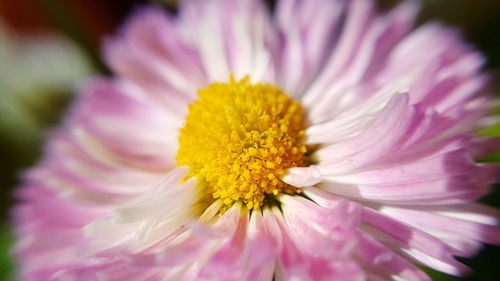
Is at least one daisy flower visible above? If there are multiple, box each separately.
[14,0,500,280]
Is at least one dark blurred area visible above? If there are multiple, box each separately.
[0,0,499,280]
[0,1,153,63]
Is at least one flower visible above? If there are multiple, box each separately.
[14,0,500,280]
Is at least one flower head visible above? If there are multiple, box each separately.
[177,76,308,210]
[14,0,500,280]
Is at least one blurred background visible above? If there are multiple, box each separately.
[0,0,499,280]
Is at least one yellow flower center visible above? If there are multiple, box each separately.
[176,76,308,210]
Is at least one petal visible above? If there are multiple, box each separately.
[84,168,201,252]
[104,7,206,98]
[274,0,346,97]
[356,231,431,281]
[361,208,470,276]
[378,204,500,256]
[303,0,419,123]
[70,79,178,171]
[280,195,359,258]
[179,0,275,82]
[273,206,364,281]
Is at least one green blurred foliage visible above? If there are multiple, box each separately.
[0,22,93,216]
[0,226,14,281]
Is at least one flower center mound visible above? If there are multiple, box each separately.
[176,76,308,210]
